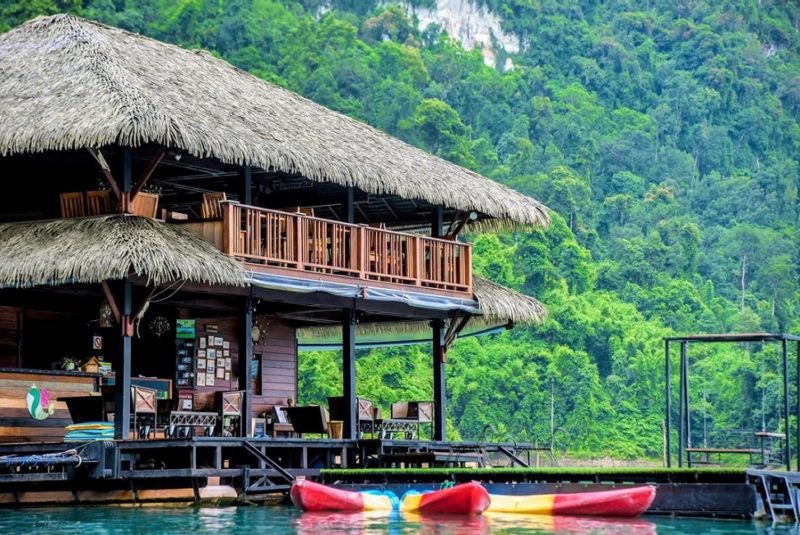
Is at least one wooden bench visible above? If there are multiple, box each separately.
[686,447,762,466]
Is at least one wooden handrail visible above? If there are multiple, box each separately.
[223,203,472,294]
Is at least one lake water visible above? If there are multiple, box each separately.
[0,505,792,534]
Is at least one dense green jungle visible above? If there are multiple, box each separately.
[3,0,799,460]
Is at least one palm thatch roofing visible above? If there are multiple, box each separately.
[0,216,245,289]
[0,14,549,230]
[472,276,546,326]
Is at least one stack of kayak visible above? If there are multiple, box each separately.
[290,480,656,517]
[63,421,114,442]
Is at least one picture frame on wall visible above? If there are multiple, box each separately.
[223,349,230,357]
[199,337,206,349]
[216,367,224,379]
[207,348,216,359]
[251,418,266,438]
[207,362,215,373]
[223,340,230,350]
[217,357,225,369]
[197,358,206,370]
[198,349,206,358]
[214,336,224,347]
[224,357,231,370]
[224,371,230,381]
[206,373,215,386]
[197,373,206,386]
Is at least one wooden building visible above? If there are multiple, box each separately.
[0,14,549,450]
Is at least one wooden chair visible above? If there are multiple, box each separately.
[201,192,227,220]
[131,385,158,439]
[86,190,112,216]
[270,405,296,437]
[60,192,86,218]
[218,390,244,437]
[328,396,374,437]
[130,192,159,218]
[391,401,434,438]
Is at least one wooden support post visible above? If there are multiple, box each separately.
[342,309,356,440]
[129,147,165,201]
[114,281,133,440]
[239,166,252,206]
[344,186,355,224]
[239,295,254,437]
[433,319,446,441]
[783,338,791,471]
[665,340,671,468]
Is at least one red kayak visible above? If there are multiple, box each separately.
[291,480,490,515]
[487,485,656,517]
[290,479,395,512]
[400,482,490,515]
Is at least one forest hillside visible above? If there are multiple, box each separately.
[3,0,798,459]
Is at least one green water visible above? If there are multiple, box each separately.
[0,506,791,534]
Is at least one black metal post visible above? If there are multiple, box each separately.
[665,340,671,468]
[239,166,252,205]
[344,186,355,224]
[342,309,356,439]
[783,338,791,471]
[114,281,132,440]
[678,342,687,467]
[431,205,443,238]
[683,342,691,465]
[239,295,253,437]
[433,319,446,441]
[113,148,133,440]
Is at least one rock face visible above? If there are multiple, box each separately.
[404,0,519,69]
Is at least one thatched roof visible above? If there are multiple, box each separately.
[0,14,549,230]
[472,276,546,326]
[0,216,245,288]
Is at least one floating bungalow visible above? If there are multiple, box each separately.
[0,14,552,505]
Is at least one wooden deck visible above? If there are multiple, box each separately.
[181,203,472,295]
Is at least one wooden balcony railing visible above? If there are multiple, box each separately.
[222,203,472,294]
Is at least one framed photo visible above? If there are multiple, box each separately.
[214,336,224,347]
[196,373,206,386]
[224,357,231,370]
[181,397,193,410]
[216,357,225,369]
[198,349,206,358]
[207,362,215,372]
[207,348,216,359]
[199,337,206,349]
[223,349,230,357]
[223,340,230,350]
[216,367,224,379]
[205,324,219,333]
[224,371,230,381]
[251,418,266,438]
[206,373,215,386]
[197,358,206,370]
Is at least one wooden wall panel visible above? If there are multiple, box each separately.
[189,317,239,411]
[0,371,97,443]
[252,317,297,417]
[0,306,20,368]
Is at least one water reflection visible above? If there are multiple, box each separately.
[1,505,797,535]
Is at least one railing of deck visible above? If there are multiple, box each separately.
[222,203,472,294]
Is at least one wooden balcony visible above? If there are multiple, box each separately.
[185,203,472,295]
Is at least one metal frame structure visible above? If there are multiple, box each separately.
[665,333,800,471]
